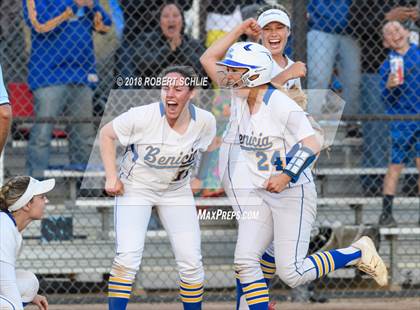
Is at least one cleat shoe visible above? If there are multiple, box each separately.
[378,212,397,227]
[352,236,388,286]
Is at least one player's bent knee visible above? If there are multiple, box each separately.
[112,252,141,279]
[174,244,204,283]
[234,255,260,271]
[234,256,262,281]
[16,270,39,303]
[178,258,204,284]
[114,251,142,271]
[276,265,302,288]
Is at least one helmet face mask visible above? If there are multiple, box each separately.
[217,42,273,89]
[217,66,249,89]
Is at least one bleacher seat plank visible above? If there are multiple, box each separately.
[44,170,104,177]
[75,196,419,208]
[380,227,420,235]
[315,167,418,175]
[44,167,418,179]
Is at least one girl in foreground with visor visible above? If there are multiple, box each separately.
[0,176,56,310]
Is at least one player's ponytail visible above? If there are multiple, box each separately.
[0,176,31,212]
[0,186,8,211]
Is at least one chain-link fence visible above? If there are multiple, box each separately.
[1,0,419,306]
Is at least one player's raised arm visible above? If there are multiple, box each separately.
[99,122,124,196]
[200,18,260,85]
[90,0,112,34]
[271,61,307,88]
[22,0,78,33]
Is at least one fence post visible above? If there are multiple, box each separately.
[292,0,308,88]
[199,0,208,42]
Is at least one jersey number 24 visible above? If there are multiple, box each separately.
[256,151,283,171]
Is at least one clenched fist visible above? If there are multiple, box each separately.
[105,177,125,196]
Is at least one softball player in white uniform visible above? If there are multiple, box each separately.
[100,66,216,310]
[201,42,388,309]
[0,176,55,310]
[201,7,306,309]
[251,9,304,303]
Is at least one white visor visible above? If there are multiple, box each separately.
[257,9,291,29]
[8,177,55,212]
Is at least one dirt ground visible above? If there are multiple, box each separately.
[25,298,420,310]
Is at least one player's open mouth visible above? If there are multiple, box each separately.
[166,100,178,113]
[268,39,281,49]
[167,25,177,33]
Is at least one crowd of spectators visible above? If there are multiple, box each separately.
[0,0,418,225]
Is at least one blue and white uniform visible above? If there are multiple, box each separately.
[229,85,320,286]
[222,84,364,310]
[237,87,314,189]
[219,59,301,193]
[108,101,216,310]
[220,56,315,309]
[115,102,216,191]
[215,36,383,310]
[0,212,39,310]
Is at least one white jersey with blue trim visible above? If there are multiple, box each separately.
[0,64,9,105]
[223,56,300,145]
[236,85,315,188]
[223,56,302,142]
[113,101,216,191]
[219,56,304,192]
[0,212,22,266]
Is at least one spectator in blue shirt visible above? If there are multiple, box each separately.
[307,0,360,117]
[22,0,112,177]
[379,21,419,226]
[348,0,418,196]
